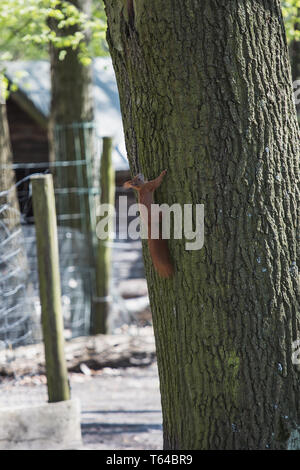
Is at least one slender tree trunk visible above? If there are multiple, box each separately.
[49,0,94,127]
[0,102,30,345]
[49,0,96,236]
[48,0,99,334]
[0,102,26,257]
[289,9,300,119]
[290,37,300,83]
[0,103,20,228]
[104,0,300,450]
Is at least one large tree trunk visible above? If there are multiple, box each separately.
[104,0,300,450]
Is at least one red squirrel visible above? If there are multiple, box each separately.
[124,170,174,279]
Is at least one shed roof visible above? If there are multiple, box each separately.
[4,57,129,171]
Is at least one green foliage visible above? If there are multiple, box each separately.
[0,1,298,65]
[282,0,300,42]
[0,73,9,102]
[0,0,107,62]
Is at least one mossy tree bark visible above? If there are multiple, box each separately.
[104,0,300,450]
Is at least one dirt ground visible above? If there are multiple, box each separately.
[0,361,163,450]
[74,362,163,450]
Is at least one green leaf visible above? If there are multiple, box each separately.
[58,49,67,61]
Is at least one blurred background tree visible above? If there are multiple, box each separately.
[0,1,298,80]
[282,1,300,119]
[0,0,108,63]
[282,0,300,43]
[0,1,298,58]
[0,1,109,338]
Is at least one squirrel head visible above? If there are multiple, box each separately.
[124,173,145,191]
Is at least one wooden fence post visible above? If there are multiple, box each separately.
[91,137,115,334]
[31,174,70,402]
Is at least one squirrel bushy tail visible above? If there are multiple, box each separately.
[124,170,174,279]
[148,237,174,278]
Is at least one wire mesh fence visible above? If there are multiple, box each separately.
[0,124,147,408]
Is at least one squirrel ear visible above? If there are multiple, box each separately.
[123,180,133,188]
[124,178,143,190]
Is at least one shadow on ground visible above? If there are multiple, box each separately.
[71,362,163,450]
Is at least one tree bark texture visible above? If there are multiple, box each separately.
[104,0,300,450]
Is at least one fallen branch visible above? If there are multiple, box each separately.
[0,330,156,377]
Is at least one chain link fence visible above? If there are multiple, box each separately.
[0,125,147,408]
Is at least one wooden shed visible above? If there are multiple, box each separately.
[4,57,133,221]
[5,57,130,179]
